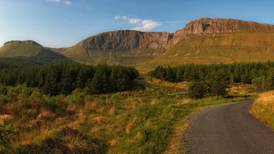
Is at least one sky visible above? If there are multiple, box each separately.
[1,0,274,47]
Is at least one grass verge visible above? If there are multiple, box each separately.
[251,91,274,130]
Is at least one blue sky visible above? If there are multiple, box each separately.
[1,0,274,47]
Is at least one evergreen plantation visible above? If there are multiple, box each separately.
[0,63,139,95]
[151,62,274,98]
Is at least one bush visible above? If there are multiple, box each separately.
[7,85,33,97]
[0,95,10,104]
[0,124,15,148]
[188,82,209,99]
[31,89,43,99]
[65,89,87,104]
[0,85,7,95]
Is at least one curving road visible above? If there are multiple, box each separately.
[184,99,274,154]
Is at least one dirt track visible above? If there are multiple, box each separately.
[184,100,274,154]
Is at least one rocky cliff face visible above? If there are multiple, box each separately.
[171,18,274,45]
[77,30,173,51]
[76,18,274,51]
[182,18,274,34]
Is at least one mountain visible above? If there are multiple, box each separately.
[78,30,172,50]
[59,31,172,64]
[3,18,274,70]
[56,18,274,69]
[152,18,274,65]
[170,18,274,45]
[0,40,70,63]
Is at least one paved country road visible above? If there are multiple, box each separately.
[184,99,274,154]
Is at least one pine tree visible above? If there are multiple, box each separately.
[188,81,209,99]
[87,65,111,94]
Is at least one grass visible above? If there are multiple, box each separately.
[0,80,246,153]
[150,32,274,66]
[251,91,274,130]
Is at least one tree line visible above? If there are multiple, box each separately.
[0,63,139,95]
[151,62,274,98]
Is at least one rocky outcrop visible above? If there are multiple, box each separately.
[171,18,274,45]
[182,18,274,34]
[77,30,173,51]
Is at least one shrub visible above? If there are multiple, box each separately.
[65,89,87,104]
[7,85,33,98]
[188,82,209,99]
[0,95,10,104]
[0,123,15,148]
[0,85,7,95]
[31,89,43,99]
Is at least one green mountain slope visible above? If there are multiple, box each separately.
[149,32,274,65]
[0,40,72,63]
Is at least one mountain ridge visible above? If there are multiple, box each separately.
[3,17,274,68]
[67,18,274,51]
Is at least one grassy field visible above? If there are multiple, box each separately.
[0,80,245,153]
[251,91,274,130]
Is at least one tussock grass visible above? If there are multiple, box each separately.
[0,81,245,153]
[251,91,274,130]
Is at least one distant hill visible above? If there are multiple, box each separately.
[0,40,71,63]
[4,18,274,70]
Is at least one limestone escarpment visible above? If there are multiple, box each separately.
[171,18,274,45]
[77,30,173,51]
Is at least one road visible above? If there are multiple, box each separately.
[184,99,274,154]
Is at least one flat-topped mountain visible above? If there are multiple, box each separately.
[76,30,172,51]
[3,18,274,69]
[73,18,274,51]
[181,18,274,34]
[67,18,274,52]
[171,18,274,45]
[58,18,274,67]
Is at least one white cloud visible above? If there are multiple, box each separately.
[114,16,160,31]
[47,0,72,6]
